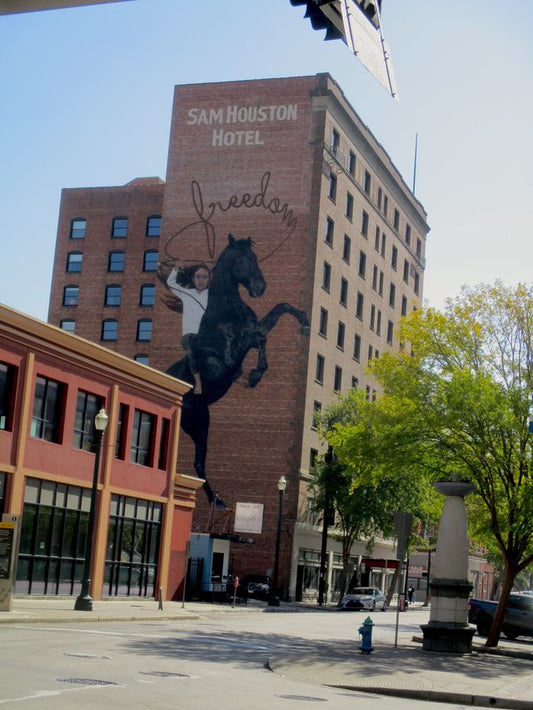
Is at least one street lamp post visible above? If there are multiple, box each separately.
[74,408,109,611]
[268,475,287,607]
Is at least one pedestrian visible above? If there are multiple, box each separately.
[407,584,415,603]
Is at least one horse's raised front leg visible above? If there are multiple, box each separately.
[247,303,310,387]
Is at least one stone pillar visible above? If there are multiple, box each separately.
[421,481,476,653]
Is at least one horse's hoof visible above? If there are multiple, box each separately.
[248,369,263,387]
[301,325,311,336]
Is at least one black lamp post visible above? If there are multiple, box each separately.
[268,475,287,607]
[74,407,108,611]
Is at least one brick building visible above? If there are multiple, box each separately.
[0,303,200,600]
[48,74,429,602]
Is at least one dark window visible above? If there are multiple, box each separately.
[63,285,79,307]
[377,187,383,210]
[0,362,16,431]
[137,319,152,342]
[319,308,328,337]
[389,283,396,308]
[322,262,331,292]
[401,295,408,316]
[403,259,410,283]
[383,194,388,217]
[105,284,121,307]
[364,170,371,194]
[331,128,340,149]
[370,304,376,330]
[372,265,378,291]
[130,409,154,466]
[405,224,411,246]
[351,376,359,389]
[66,252,82,273]
[340,278,348,307]
[73,390,103,452]
[101,319,118,341]
[143,250,158,272]
[146,215,162,237]
[60,319,75,333]
[356,291,364,320]
[31,376,63,443]
[115,403,128,460]
[346,192,354,220]
[393,209,400,230]
[361,210,369,238]
[134,354,150,365]
[378,271,384,296]
[414,272,420,295]
[70,218,86,239]
[325,217,334,246]
[334,366,342,392]
[336,321,345,350]
[112,217,128,238]
[358,250,366,279]
[374,226,380,251]
[391,246,398,270]
[328,172,337,201]
[140,284,156,306]
[387,320,394,345]
[376,310,382,335]
[315,354,325,384]
[348,150,356,176]
[368,345,373,364]
[310,448,318,469]
[381,232,386,258]
[108,251,125,272]
[158,418,170,470]
[343,234,351,262]
[353,334,361,361]
[416,238,422,258]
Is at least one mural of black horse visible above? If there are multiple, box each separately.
[164,234,310,507]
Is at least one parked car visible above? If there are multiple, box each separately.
[227,574,272,602]
[338,587,387,611]
[468,594,533,639]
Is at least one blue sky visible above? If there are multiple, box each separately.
[1,0,532,321]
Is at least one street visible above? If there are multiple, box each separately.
[0,607,479,709]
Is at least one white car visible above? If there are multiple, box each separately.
[338,586,387,611]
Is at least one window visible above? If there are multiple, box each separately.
[137,319,152,341]
[348,150,356,176]
[105,284,121,307]
[364,170,371,195]
[134,354,150,365]
[108,251,125,272]
[387,320,394,345]
[414,272,420,295]
[383,194,388,217]
[328,172,337,201]
[377,187,383,210]
[356,291,364,320]
[111,216,128,238]
[101,319,118,341]
[351,376,359,389]
[73,390,103,452]
[393,209,400,230]
[325,217,334,246]
[381,232,386,258]
[403,259,409,283]
[158,418,170,470]
[322,262,331,292]
[313,400,322,424]
[31,376,63,443]
[372,265,378,291]
[405,224,411,246]
[358,250,366,279]
[331,127,340,150]
[140,284,156,306]
[370,304,376,331]
[353,334,361,361]
[416,238,422,258]
[60,319,75,333]
[391,246,398,270]
[346,192,354,220]
[66,252,82,273]
[63,285,79,307]
[376,310,382,335]
[374,226,381,252]
[115,403,128,459]
[378,271,384,296]
[334,366,342,392]
[361,210,369,238]
[342,234,351,262]
[130,409,154,466]
[315,354,325,384]
[389,283,396,308]
[340,277,348,307]
[310,448,318,469]
[146,215,162,237]
[368,345,373,364]
[0,362,16,431]
[319,307,328,337]
[143,250,158,272]
[401,295,408,316]
[70,218,86,239]
[336,321,345,350]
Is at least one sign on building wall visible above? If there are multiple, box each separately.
[234,502,264,535]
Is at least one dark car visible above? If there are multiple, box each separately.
[469,594,533,639]
[228,574,272,601]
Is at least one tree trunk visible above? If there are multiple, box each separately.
[386,565,400,606]
[485,561,516,648]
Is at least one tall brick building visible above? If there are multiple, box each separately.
[48,74,429,602]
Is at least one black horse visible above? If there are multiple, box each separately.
[166,234,309,506]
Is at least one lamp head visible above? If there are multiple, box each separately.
[277,475,287,492]
[94,408,109,432]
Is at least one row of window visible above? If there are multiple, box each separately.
[66,249,158,274]
[0,364,169,469]
[70,215,161,240]
[63,283,155,308]
[59,318,153,347]
[319,308,394,348]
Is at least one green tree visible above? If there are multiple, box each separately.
[371,282,533,646]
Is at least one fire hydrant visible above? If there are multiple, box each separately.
[358,616,374,654]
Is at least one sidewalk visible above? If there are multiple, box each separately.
[1,597,533,709]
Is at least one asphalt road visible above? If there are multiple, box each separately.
[0,608,477,709]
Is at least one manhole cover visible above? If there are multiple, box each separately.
[57,678,118,686]
[139,671,190,678]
